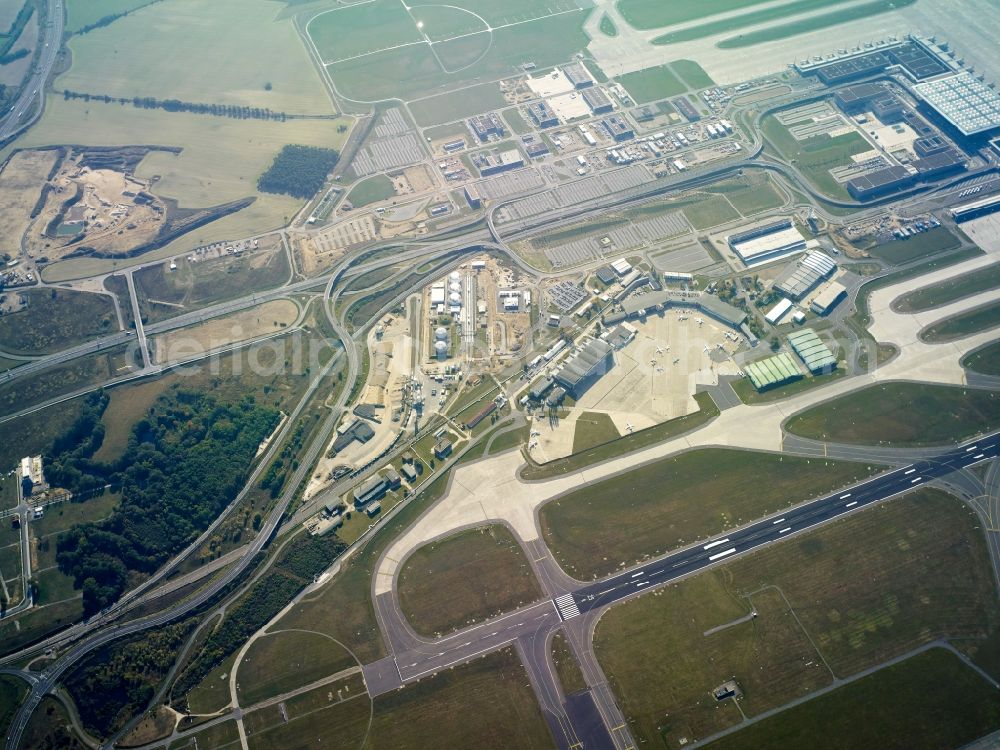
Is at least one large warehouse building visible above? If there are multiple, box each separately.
[554,338,614,397]
[787,329,837,373]
[728,220,808,267]
[913,72,1000,138]
[745,353,802,391]
[774,251,837,300]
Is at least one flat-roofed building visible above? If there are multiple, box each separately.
[774,251,837,300]
[913,72,1000,138]
[527,101,558,128]
[562,62,594,89]
[728,220,807,267]
[810,282,848,315]
[582,87,613,114]
[353,475,389,507]
[765,298,794,325]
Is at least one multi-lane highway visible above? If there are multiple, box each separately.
[0,0,62,144]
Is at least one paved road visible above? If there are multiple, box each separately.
[364,432,999,748]
[0,0,62,143]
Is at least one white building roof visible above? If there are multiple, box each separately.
[765,298,794,325]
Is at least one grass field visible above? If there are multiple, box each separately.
[571,412,620,454]
[65,0,153,34]
[550,631,588,695]
[360,647,554,749]
[61,0,331,114]
[308,0,423,62]
[704,648,1000,750]
[540,448,881,579]
[868,226,962,266]
[523,391,720,480]
[244,680,369,750]
[408,83,507,127]
[682,194,741,230]
[0,398,84,472]
[135,245,291,324]
[184,651,238,714]
[921,300,1000,343]
[670,60,715,90]
[595,488,1000,747]
[0,344,136,417]
[717,0,916,49]
[617,0,842,30]
[170,719,240,750]
[896,262,1000,313]
[786,383,1000,446]
[236,629,357,706]
[325,11,590,102]
[397,524,543,636]
[14,98,349,282]
[617,63,687,104]
[705,174,784,216]
[345,175,396,208]
[599,13,617,36]
[649,0,853,43]
[762,115,870,201]
[0,288,117,355]
[964,341,1000,377]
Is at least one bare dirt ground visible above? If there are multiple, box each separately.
[0,149,59,259]
[152,298,299,363]
[295,214,376,276]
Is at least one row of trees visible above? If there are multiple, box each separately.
[61,89,292,122]
[51,390,281,615]
[74,0,163,36]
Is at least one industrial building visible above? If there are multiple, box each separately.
[595,265,617,285]
[530,377,554,401]
[331,419,376,454]
[951,193,1000,222]
[353,474,389,507]
[612,289,746,329]
[562,62,594,89]
[744,353,802,391]
[527,101,559,128]
[554,338,614,397]
[810,282,848,315]
[728,220,808,266]
[672,97,700,122]
[434,437,453,459]
[605,323,636,350]
[601,115,635,141]
[773,251,837,300]
[913,72,1000,138]
[468,112,506,142]
[846,166,913,201]
[764,298,794,326]
[834,83,886,113]
[582,87,614,114]
[474,149,525,176]
[787,329,838,373]
[464,184,482,208]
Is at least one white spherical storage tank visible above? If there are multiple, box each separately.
[435,326,448,340]
[449,292,462,304]
[449,270,462,281]
[434,340,448,359]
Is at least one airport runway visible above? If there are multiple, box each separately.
[366,432,999,748]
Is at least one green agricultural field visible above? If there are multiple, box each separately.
[595,489,1000,747]
[345,175,397,208]
[236,630,358,706]
[762,115,870,201]
[572,412,620,454]
[65,0,152,34]
[867,226,962,265]
[0,288,117,355]
[326,11,590,102]
[705,649,1000,750]
[408,82,507,126]
[786,383,1000,446]
[896,262,1000,312]
[540,448,881,579]
[60,0,331,114]
[15,98,350,282]
[135,245,291,324]
[397,525,543,636]
[618,63,687,104]
[964,341,1000,377]
[308,0,422,63]
[717,0,917,49]
[921,300,1000,343]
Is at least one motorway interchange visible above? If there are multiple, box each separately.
[2,8,1000,749]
